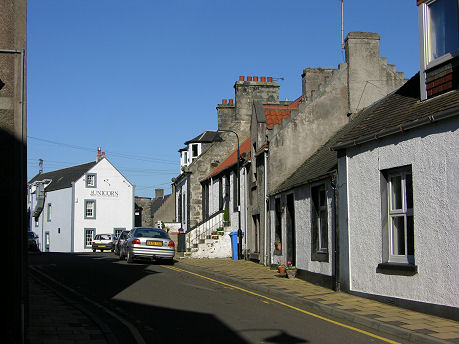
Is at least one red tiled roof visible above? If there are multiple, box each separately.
[205,137,251,180]
[264,96,303,129]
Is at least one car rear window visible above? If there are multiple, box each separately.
[98,234,112,240]
[134,228,169,239]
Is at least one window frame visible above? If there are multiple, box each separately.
[386,169,414,265]
[420,0,459,69]
[85,173,97,188]
[84,199,97,219]
[311,182,329,262]
[84,228,95,248]
[46,203,52,222]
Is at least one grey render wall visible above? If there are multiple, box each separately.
[341,118,459,307]
[267,32,406,193]
[152,195,175,225]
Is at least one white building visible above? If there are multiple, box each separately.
[28,151,134,252]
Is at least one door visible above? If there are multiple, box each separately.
[44,231,50,252]
[286,194,296,265]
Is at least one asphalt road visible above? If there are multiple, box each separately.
[29,252,411,344]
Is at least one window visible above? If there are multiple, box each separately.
[423,0,459,65]
[47,203,52,222]
[274,198,282,247]
[192,144,199,157]
[84,228,95,248]
[86,173,97,188]
[84,200,96,219]
[311,184,328,261]
[233,171,239,212]
[386,169,414,264]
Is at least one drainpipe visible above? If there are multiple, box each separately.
[331,172,340,291]
[71,182,75,252]
[264,148,269,265]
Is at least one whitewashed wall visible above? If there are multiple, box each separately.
[294,183,334,276]
[342,119,459,307]
[73,158,134,252]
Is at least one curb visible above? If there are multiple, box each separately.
[176,262,452,344]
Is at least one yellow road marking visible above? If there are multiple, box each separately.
[164,265,402,344]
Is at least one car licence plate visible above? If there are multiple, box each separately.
[99,245,106,247]
[146,240,162,246]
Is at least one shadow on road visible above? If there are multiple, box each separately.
[28,252,252,343]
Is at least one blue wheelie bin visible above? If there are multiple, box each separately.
[229,232,239,260]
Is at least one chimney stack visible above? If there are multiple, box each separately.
[155,188,164,199]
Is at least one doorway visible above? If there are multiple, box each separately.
[286,194,296,265]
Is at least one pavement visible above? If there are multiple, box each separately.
[26,257,459,344]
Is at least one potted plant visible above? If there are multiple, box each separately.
[277,260,286,276]
[274,240,282,251]
[286,261,297,279]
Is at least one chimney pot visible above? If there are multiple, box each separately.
[253,76,259,81]
[229,99,234,104]
[267,77,273,82]
[247,76,253,81]
[222,99,227,104]
[261,76,266,82]
[239,76,245,81]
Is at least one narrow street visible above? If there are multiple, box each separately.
[28,252,412,344]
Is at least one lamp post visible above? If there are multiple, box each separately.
[217,129,243,259]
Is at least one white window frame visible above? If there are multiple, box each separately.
[311,183,329,259]
[84,228,95,248]
[387,170,414,264]
[84,199,96,219]
[420,0,459,69]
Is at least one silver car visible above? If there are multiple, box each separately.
[120,227,175,264]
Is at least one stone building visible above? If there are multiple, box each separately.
[246,32,406,270]
[1,0,27,342]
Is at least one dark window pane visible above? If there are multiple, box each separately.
[392,216,405,255]
[391,175,403,210]
[407,215,414,256]
[320,209,328,250]
[406,173,413,209]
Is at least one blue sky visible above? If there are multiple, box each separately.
[27,1,419,198]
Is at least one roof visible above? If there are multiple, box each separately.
[28,161,97,192]
[264,96,303,129]
[272,72,459,195]
[184,130,221,145]
[151,194,171,217]
[333,73,459,149]
[204,137,251,180]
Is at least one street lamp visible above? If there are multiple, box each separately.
[216,129,243,260]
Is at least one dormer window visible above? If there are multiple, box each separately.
[191,144,199,158]
[418,0,459,99]
[425,0,459,64]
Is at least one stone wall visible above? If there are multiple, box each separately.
[267,32,406,193]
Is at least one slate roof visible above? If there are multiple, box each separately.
[271,72,459,195]
[28,161,97,192]
[151,194,171,217]
[184,130,221,145]
[204,137,251,181]
[333,73,459,148]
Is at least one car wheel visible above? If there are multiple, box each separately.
[126,250,133,263]
[92,249,96,252]
[119,249,125,260]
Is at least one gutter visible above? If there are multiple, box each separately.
[264,148,269,265]
[331,106,459,151]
